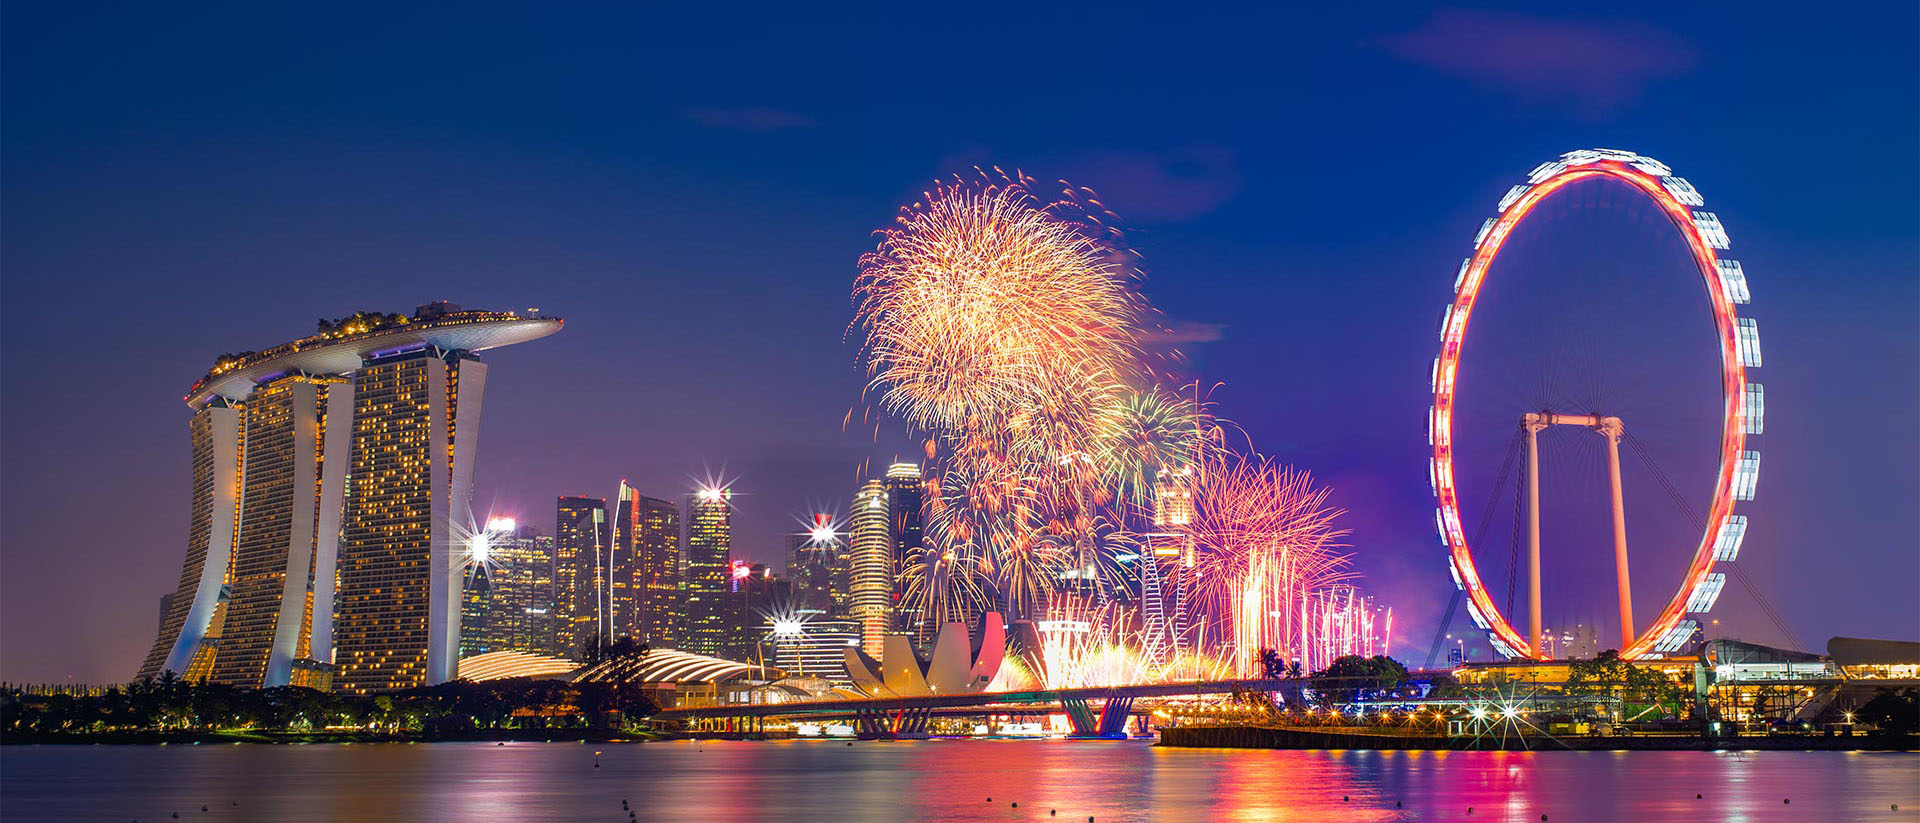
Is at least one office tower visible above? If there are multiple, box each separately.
[210,374,349,687]
[556,496,608,658]
[633,494,681,647]
[787,514,837,615]
[682,487,733,657]
[460,565,495,658]
[495,525,562,657]
[610,483,682,646]
[828,533,853,619]
[458,519,560,658]
[141,303,561,690]
[609,482,641,641]
[881,463,924,640]
[849,478,891,656]
[730,562,791,661]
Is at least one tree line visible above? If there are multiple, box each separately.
[2,671,659,739]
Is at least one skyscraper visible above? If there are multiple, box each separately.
[556,496,608,658]
[787,514,838,616]
[634,493,681,647]
[730,562,791,661]
[849,478,891,656]
[682,487,732,658]
[500,526,562,657]
[609,482,641,641]
[459,565,495,659]
[882,463,925,641]
[610,483,681,646]
[459,519,561,659]
[141,304,560,691]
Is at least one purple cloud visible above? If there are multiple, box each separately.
[1378,9,1697,114]
[684,106,817,131]
[1061,145,1240,223]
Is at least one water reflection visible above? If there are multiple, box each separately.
[3,741,1914,822]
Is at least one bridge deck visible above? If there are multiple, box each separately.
[656,678,1292,721]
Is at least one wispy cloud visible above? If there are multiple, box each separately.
[684,106,817,131]
[1377,9,1696,116]
[1062,145,1239,223]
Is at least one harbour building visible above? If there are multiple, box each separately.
[139,303,560,690]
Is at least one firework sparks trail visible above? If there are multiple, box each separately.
[987,594,1234,691]
[1185,446,1353,675]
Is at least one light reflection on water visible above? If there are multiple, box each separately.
[3,740,1915,822]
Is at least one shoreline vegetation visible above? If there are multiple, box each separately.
[3,727,657,745]
[2,669,662,746]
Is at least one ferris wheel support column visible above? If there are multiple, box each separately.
[1522,416,1548,654]
[1599,417,1636,647]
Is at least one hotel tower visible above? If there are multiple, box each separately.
[138,303,561,691]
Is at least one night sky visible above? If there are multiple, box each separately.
[4,3,1914,684]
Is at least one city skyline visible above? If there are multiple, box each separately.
[5,3,1916,686]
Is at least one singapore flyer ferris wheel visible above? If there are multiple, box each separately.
[1430,148,1764,662]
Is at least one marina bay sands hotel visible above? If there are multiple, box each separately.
[136,302,562,693]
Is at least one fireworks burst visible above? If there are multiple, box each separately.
[855,170,1388,684]
[855,171,1144,431]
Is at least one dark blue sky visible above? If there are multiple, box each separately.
[4,2,1914,683]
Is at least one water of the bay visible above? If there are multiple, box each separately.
[4,739,1915,822]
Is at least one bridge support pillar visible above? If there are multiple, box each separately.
[1062,698,1097,736]
[1098,697,1134,738]
[1063,694,1134,739]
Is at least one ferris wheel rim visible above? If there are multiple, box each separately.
[1429,148,1759,661]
